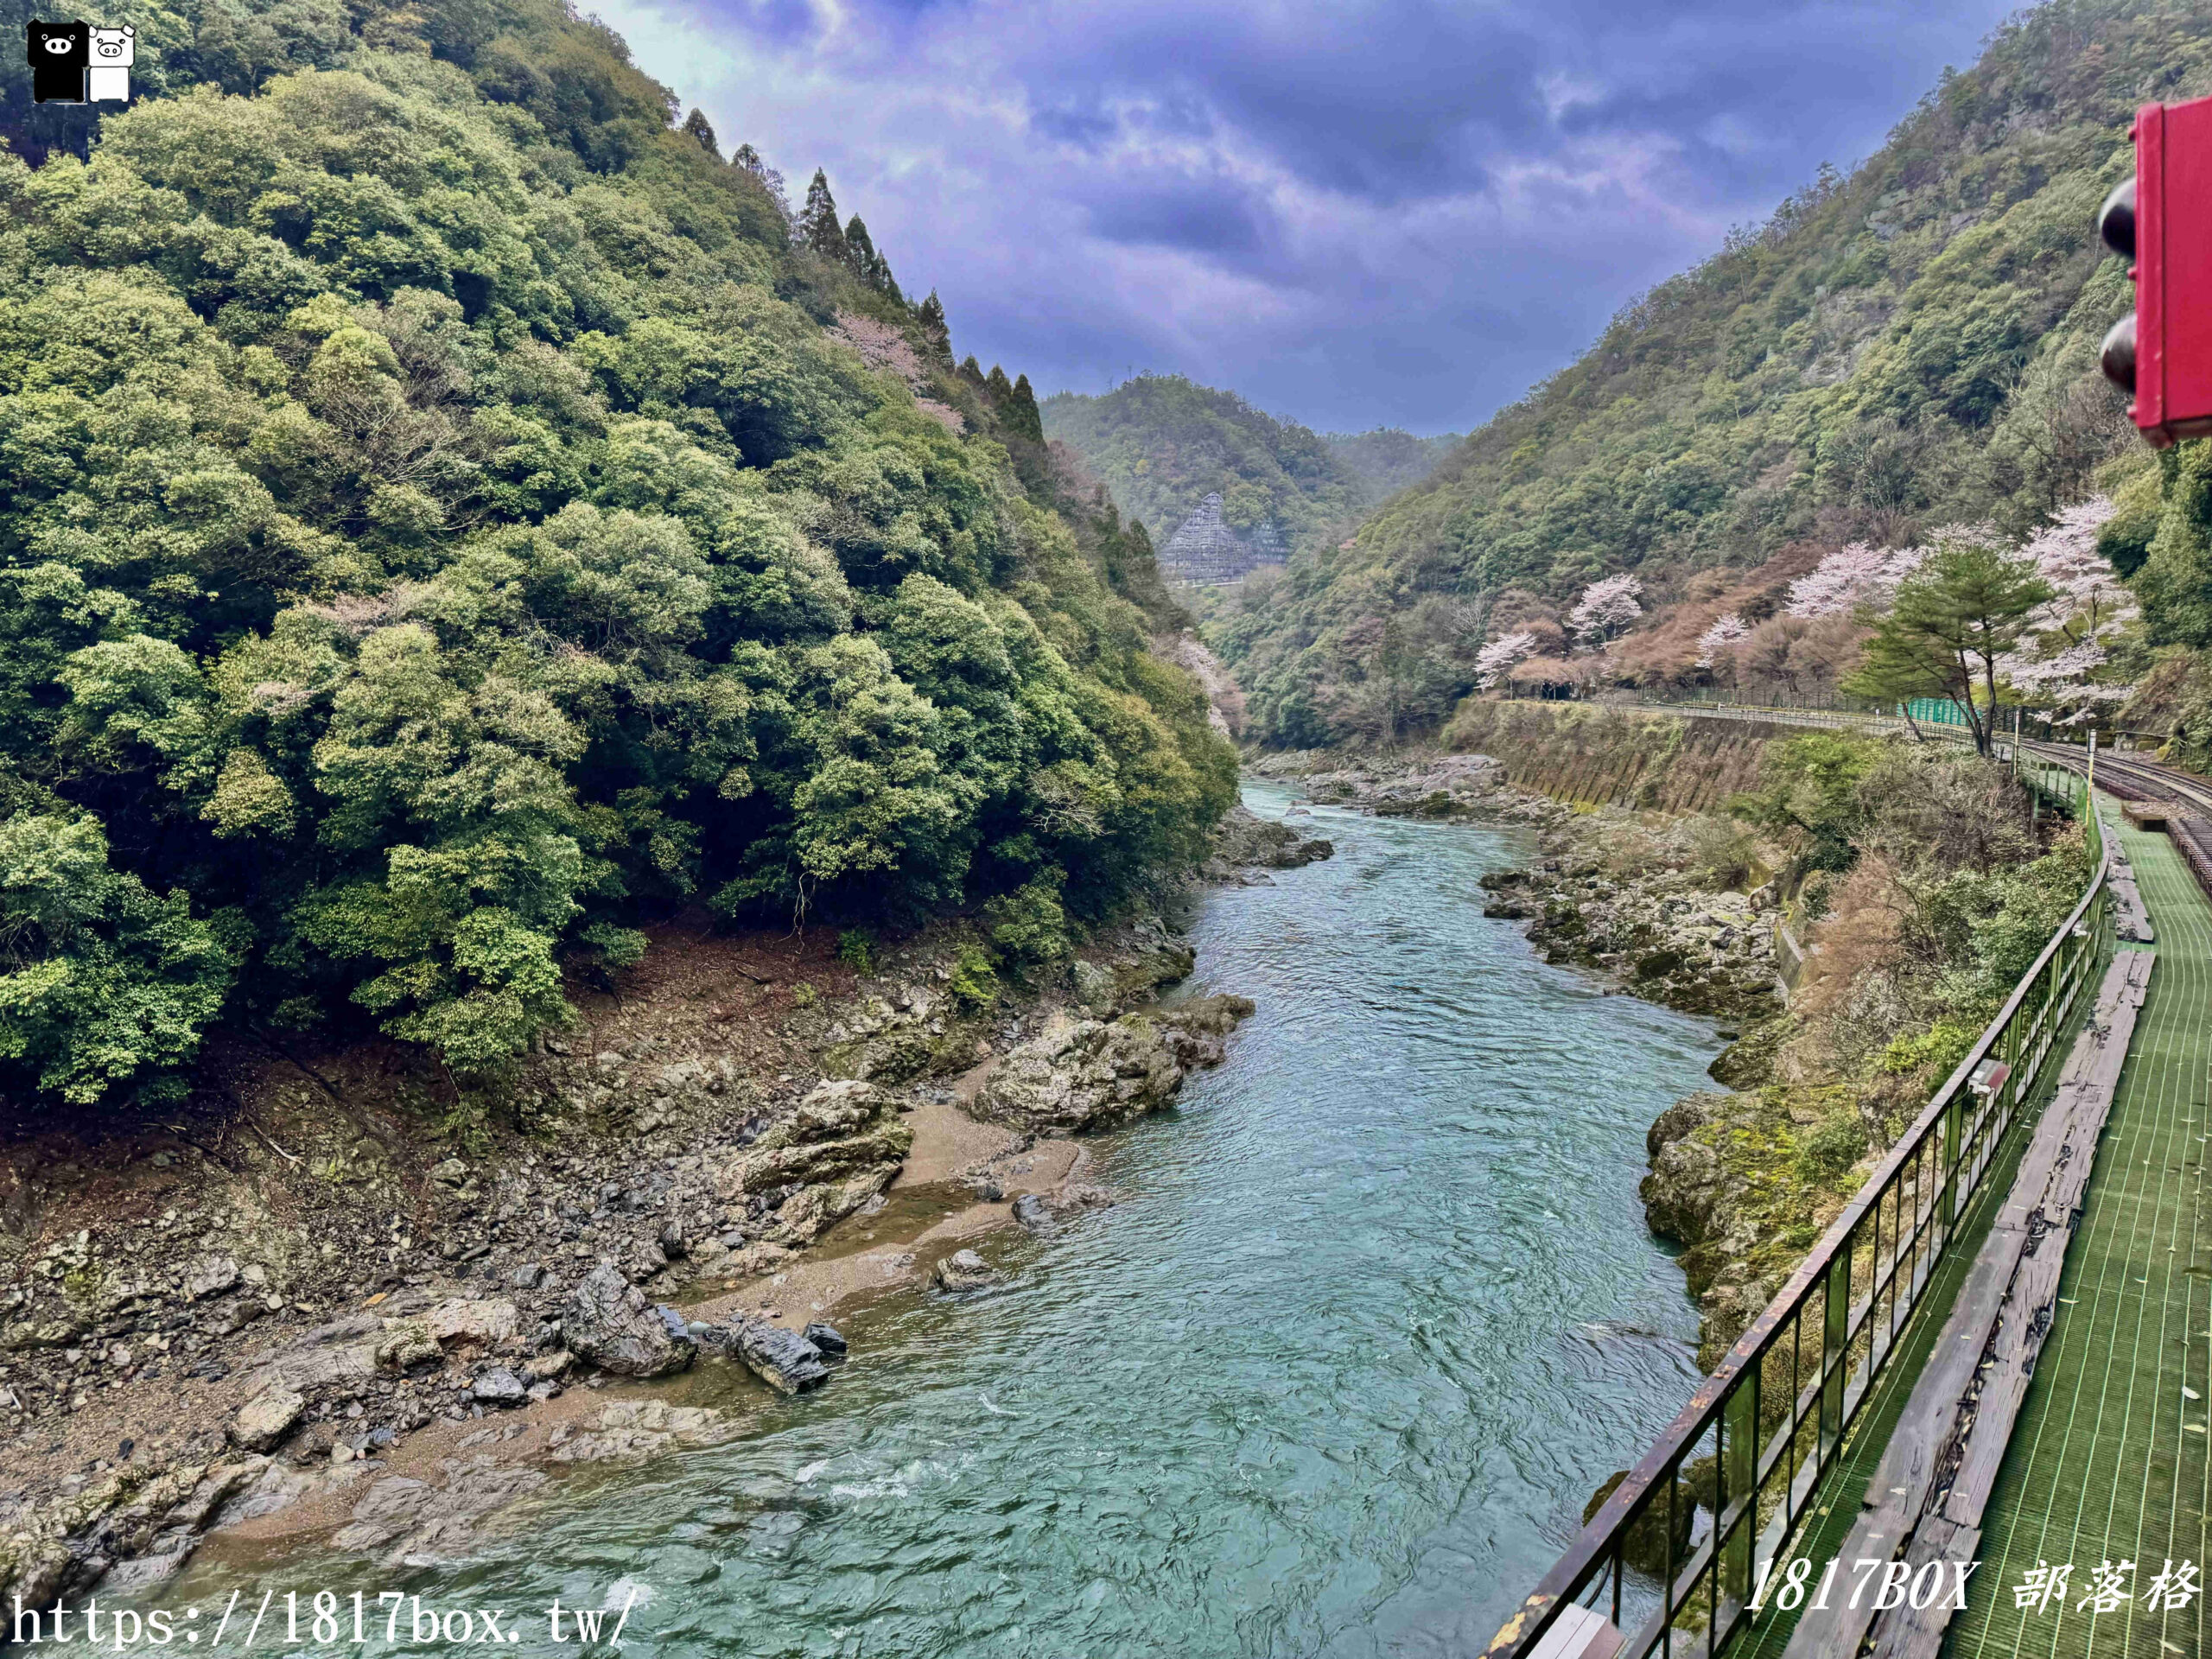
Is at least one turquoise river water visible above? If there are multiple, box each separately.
[157,784,1726,1657]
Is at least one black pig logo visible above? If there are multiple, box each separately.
[26,20,89,104]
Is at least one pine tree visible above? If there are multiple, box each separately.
[798,169,845,262]
[843,214,876,274]
[957,355,987,388]
[681,108,719,160]
[1842,539,2054,754]
[917,290,950,360]
[986,365,1014,403]
[840,215,902,300]
[729,143,792,233]
[1010,372,1044,442]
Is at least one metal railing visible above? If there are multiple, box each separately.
[1484,761,2111,1659]
[1612,691,1972,745]
[1596,690,2167,755]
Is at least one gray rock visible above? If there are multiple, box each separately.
[2,1316,86,1351]
[933,1249,996,1294]
[185,1255,241,1300]
[802,1322,848,1357]
[1011,1193,1053,1230]
[230,1385,305,1452]
[719,1081,914,1246]
[562,1264,694,1377]
[1211,804,1337,870]
[1639,1094,1735,1248]
[472,1368,527,1407]
[375,1320,441,1375]
[1071,959,1118,1014]
[421,1297,520,1345]
[972,997,1255,1135]
[696,1320,830,1394]
[507,1263,545,1291]
[736,1322,831,1394]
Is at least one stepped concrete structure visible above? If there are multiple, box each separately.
[1159,493,1287,585]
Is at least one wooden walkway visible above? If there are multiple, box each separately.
[1943,814,2211,1659]
[2108,830,2156,946]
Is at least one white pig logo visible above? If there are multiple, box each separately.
[86,22,130,102]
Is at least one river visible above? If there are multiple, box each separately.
[160,784,1725,1657]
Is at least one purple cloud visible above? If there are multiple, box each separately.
[594,0,2023,432]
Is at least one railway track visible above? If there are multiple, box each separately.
[2023,740,2212,809]
[2024,739,2212,899]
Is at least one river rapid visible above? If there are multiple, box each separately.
[161,784,1725,1658]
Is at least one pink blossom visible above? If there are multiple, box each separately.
[1567,575,1643,643]
[2018,497,2134,635]
[2002,637,2108,688]
[1474,630,1537,689]
[829,311,926,389]
[1783,543,1925,618]
[1694,612,1749,668]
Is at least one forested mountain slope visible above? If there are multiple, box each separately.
[1212,0,2212,747]
[1041,375,1457,554]
[0,0,1233,1109]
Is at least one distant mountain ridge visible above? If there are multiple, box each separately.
[1039,375,1461,563]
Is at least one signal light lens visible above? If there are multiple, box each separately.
[2101,311,2138,394]
[2099,175,2136,259]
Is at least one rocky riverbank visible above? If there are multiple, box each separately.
[1245,747,1783,1021]
[0,813,1331,1608]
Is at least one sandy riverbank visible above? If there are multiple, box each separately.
[0,809,1332,1605]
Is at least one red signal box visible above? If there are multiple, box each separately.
[2102,96,2212,446]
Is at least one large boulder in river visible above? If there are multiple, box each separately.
[1209,804,1335,873]
[695,1319,831,1394]
[719,1080,914,1245]
[563,1264,694,1377]
[932,1249,997,1293]
[971,997,1255,1135]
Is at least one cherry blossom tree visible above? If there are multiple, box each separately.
[1474,630,1537,689]
[1567,575,1643,644]
[2018,496,2133,638]
[1783,543,1927,618]
[1695,612,1749,669]
[2002,640,2132,724]
[1999,499,2138,721]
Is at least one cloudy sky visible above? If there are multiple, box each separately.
[594,0,2023,435]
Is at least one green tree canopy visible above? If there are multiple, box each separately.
[0,0,1233,1106]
